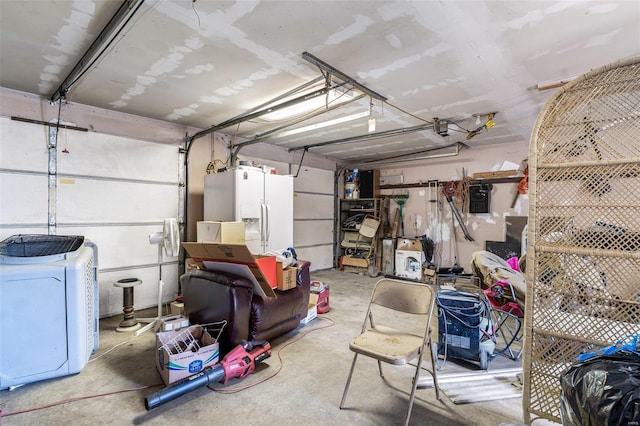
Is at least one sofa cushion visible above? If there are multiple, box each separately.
[181,269,254,354]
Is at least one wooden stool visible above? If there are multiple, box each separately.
[114,278,143,332]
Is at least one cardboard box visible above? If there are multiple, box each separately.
[276,262,297,291]
[155,325,219,385]
[396,238,422,252]
[182,242,276,298]
[185,258,200,273]
[197,221,245,244]
[170,301,184,316]
[395,250,424,280]
[301,293,318,324]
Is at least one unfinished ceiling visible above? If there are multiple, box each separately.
[1,0,639,164]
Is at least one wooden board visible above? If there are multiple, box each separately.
[390,209,400,238]
[472,170,518,179]
[382,238,395,275]
[342,256,369,268]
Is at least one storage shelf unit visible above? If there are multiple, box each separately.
[335,198,380,267]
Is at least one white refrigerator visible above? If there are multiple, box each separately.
[204,167,293,254]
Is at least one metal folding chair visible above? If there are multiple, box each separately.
[483,280,524,360]
[340,278,440,426]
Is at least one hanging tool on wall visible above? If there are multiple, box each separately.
[511,164,529,208]
[145,340,271,410]
[442,181,474,241]
[390,193,409,237]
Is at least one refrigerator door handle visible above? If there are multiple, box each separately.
[265,203,270,244]
[260,203,266,243]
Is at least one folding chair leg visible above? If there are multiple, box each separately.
[492,310,523,360]
[429,339,440,401]
[340,353,359,409]
[405,352,425,426]
[505,316,523,360]
[377,360,384,378]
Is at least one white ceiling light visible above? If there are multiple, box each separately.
[260,87,357,122]
[269,110,371,138]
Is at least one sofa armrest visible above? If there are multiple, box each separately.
[180,269,254,354]
[249,259,312,341]
[295,260,311,317]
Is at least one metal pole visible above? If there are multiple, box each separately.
[50,0,145,102]
[47,125,58,235]
[302,52,387,102]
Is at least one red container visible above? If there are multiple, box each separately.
[311,280,330,314]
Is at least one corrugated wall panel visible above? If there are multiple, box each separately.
[55,224,180,317]
[293,219,333,247]
[0,174,48,223]
[294,192,333,219]
[0,118,49,171]
[58,130,178,181]
[292,167,335,270]
[292,166,334,193]
[56,180,178,223]
[0,116,180,317]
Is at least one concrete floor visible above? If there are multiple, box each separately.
[1,269,550,425]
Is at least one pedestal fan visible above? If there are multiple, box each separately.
[135,218,180,336]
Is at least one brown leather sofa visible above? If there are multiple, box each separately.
[180,260,311,355]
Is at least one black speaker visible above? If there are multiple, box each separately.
[469,184,492,213]
[359,170,376,199]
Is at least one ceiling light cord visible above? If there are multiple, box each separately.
[293,147,308,178]
[383,100,432,124]
[191,0,201,27]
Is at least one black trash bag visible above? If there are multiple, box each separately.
[560,350,640,426]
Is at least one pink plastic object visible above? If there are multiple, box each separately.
[507,256,520,272]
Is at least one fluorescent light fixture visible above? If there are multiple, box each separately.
[261,88,356,122]
[270,111,371,138]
